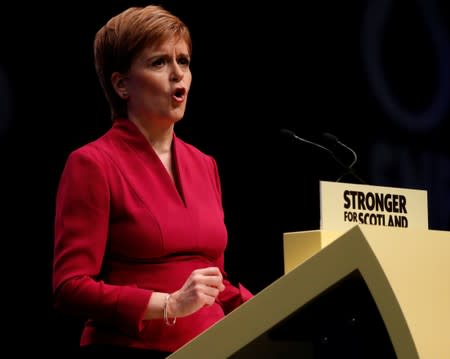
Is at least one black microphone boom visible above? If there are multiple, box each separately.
[280,128,366,184]
[323,132,358,169]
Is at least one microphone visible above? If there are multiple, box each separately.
[280,129,332,154]
[280,128,366,184]
[323,132,358,169]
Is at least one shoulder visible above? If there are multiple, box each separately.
[64,131,116,172]
[68,136,106,162]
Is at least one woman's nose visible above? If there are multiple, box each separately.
[170,63,184,82]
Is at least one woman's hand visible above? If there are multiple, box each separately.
[168,267,225,318]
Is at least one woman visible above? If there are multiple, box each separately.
[52,4,252,357]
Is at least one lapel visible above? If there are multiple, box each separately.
[104,118,187,209]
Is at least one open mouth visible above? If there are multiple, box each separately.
[173,88,186,100]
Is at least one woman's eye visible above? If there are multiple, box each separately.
[178,57,190,67]
[152,58,166,67]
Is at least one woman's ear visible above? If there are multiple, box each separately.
[111,72,129,99]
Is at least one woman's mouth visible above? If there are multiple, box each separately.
[172,87,186,102]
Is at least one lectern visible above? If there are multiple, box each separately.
[167,225,450,358]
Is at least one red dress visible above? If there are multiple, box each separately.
[53,118,252,352]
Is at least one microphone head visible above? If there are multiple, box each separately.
[280,128,296,139]
[323,132,339,142]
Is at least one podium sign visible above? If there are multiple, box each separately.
[320,181,428,231]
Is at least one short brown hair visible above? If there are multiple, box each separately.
[94,5,192,120]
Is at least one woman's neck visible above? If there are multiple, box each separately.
[130,116,174,156]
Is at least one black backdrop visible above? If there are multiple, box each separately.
[1,0,449,354]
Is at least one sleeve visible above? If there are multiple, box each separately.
[215,253,254,314]
[52,147,151,336]
[208,155,254,313]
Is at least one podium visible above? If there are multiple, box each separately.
[167,225,450,358]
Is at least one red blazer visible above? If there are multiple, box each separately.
[53,118,252,352]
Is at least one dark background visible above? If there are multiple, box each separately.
[1,0,449,354]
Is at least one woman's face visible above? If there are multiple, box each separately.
[122,37,192,125]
